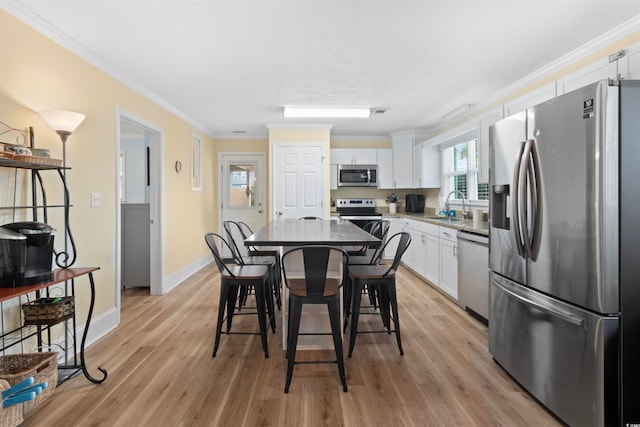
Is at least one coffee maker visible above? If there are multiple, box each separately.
[405,194,425,213]
[0,222,55,287]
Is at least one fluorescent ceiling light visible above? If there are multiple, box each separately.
[283,107,372,118]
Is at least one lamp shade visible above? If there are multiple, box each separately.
[39,110,86,133]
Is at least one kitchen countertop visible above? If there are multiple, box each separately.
[383,212,489,236]
[330,210,489,236]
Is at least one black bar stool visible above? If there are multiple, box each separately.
[224,220,278,325]
[205,233,272,358]
[345,232,411,357]
[281,245,349,393]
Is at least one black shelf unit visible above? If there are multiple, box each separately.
[0,158,107,384]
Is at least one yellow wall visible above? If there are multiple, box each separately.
[0,11,216,324]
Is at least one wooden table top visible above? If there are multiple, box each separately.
[245,219,380,247]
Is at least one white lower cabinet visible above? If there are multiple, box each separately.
[424,233,439,286]
[399,218,458,301]
[383,216,401,259]
[438,227,458,300]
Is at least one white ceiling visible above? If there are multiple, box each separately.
[5,1,640,139]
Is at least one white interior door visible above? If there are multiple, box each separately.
[272,144,325,220]
[220,153,266,254]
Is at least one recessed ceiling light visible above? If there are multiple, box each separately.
[282,107,372,118]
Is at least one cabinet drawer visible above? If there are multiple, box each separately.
[412,220,439,236]
[438,226,457,242]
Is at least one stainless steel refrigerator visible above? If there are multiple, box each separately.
[489,79,640,427]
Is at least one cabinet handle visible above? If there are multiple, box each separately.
[453,244,457,257]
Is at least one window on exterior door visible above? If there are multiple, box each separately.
[228,164,256,207]
[442,139,489,203]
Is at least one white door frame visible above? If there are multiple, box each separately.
[218,151,266,234]
[270,142,327,220]
[116,108,165,315]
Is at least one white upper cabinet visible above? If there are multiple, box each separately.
[412,142,423,188]
[391,133,415,188]
[330,164,338,190]
[477,106,504,184]
[504,81,557,117]
[330,148,377,165]
[556,56,617,95]
[420,144,441,188]
[618,43,640,80]
[377,148,394,189]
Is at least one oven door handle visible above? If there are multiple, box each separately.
[339,215,382,221]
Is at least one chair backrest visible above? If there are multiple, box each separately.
[380,232,411,276]
[282,246,348,297]
[204,232,237,277]
[223,220,249,260]
[298,216,322,220]
[237,221,257,252]
[361,220,391,262]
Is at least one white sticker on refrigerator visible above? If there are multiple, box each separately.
[583,99,595,119]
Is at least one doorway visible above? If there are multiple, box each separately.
[116,109,164,312]
[219,153,266,256]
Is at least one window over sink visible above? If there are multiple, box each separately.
[442,138,489,204]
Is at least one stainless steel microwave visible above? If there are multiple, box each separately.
[337,164,378,187]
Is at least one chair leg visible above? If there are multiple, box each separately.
[226,286,239,333]
[284,298,303,393]
[376,285,392,331]
[266,269,276,333]
[387,282,403,356]
[328,298,347,392]
[254,279,269,358]
[213,283,230,357]
[274,257,282,310]
[343,276,353,332]
[348,279,364,358]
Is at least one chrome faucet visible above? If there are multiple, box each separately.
[445,190,468,219]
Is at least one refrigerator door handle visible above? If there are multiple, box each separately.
[512,140,527,257]
[521,139,542,260]
[494,281,585,327]
[528,140,542,260]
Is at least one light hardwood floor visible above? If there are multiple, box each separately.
[21,264,561,426]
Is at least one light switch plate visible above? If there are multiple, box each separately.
[90,192,102,208]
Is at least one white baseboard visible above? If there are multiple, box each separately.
[163,254,212,294]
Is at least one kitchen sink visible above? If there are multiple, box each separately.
[424,216,463,222]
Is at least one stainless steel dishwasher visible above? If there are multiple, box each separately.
[457,231,489,322]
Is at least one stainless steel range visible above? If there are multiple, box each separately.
[336,198,382,229]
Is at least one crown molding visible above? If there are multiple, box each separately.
[477,14,640,115]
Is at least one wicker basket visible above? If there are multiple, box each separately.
[0,404,23,427]
[13,155,63,167]
[0,151,15,160]
[22,297,75,326]
[0,352,58,416]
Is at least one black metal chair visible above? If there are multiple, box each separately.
[224,220,279,317]
[237,221,282,309]
[345,232,411,357]
[281,245,349,393]
[205,233,272,358]
[347,220,390,263]
[346,220,391,258]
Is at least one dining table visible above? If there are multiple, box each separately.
[245,218,381,350]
